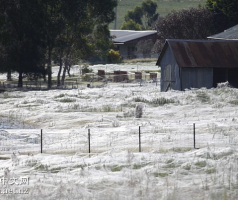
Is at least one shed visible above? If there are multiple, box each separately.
[156,39,238,91]
[207,24,238,40]
[110,30,158,59]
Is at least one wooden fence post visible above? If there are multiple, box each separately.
[88,129,91,156]
[41,129,43,153]
[193,123,196,149]
[139,126,141,152]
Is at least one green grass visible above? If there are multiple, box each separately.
[110,0,205,29]
[153,172,168,177]
[111,165,124,172]
[194,160,206,168]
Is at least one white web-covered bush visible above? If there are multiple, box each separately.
[217,81,229,88]
[135,104,143,118]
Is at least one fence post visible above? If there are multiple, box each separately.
[193,123,196,149]
[139,126,141,152]
[88,129,91,156]
[41,129,43,153]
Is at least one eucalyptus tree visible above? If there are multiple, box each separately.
[43,0,117,88]
[206,0,238,27]
[0,0,46,87]
[121,0,158,30]
[141,0,159,29]
[0,0,117,88]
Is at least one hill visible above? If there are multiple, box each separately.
[110,0,206,29]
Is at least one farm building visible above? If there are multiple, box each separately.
[207,24,238,40]
[110,30,158,59]
[156,39,238,91]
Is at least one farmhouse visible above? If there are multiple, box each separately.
[156,39,238,91]
[110,30,158,59]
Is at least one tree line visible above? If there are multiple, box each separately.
[0,0,117,88]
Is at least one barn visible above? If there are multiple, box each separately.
[156,39,238,92]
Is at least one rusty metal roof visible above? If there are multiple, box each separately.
[157,39,238,68]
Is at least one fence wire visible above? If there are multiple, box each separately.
[0,123,238,155]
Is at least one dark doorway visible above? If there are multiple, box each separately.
[213,68,238,88]
[228,68,238,87]
[213,68,227,87]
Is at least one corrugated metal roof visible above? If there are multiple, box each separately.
[157,39,238,68]
[208,24,238,40]
[110,30,157,43]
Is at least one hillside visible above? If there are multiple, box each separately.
[110,0,206,29]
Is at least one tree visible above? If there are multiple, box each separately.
[141,0,159,29]
[121,0,159,30]
[135,39,154,58]
[0,0,46,87]
[45,0,117,87]
[125,6,143,25]
[121,19,142,30]
[206,0,238,27]
[92,25,116,62]
[153,7,229,53]
[0,0,117,88]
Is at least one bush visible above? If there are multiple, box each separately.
[135,104,143,118]
[82,64,93,74]
[107,49,122,63]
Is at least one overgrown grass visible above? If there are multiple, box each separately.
[196,91,210,103]
[153,172,168,177]
[2,92,24,99]
[229,100,238,105]
[134,96,177,106]
[102,105,114,112]
[54,93,66,98]
[110,165,124,172]
[58,98,76,103]
[194,160,206,168]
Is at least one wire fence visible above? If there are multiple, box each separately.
[1,122,238,156]
[0,72,160,91]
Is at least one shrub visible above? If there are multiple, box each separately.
[82,64,93,74]
[59,98,76,103]
[135,104,143,118]
[148,97,176,106]
[196,91,210,103]
[107,49,122,63]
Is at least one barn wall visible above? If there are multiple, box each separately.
[181,68,213,90]
[117,45,128,59]
[159,47,181,91]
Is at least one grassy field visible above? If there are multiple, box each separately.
[110,0,206,29]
